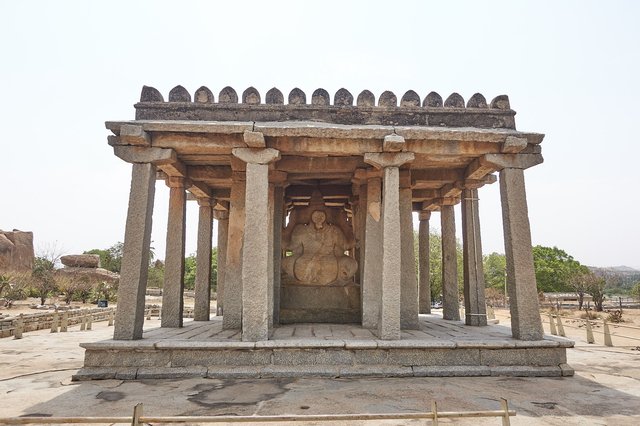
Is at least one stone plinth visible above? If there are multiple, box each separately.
[279,284,361,324]
[74,316,574,381]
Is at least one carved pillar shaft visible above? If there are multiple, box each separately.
[441,204,460,321]
[462,188,487,326]
[114,163,156,340]
[272,185,284,326]
[418,211,431,314]
[361,176,382,330]
[194,199,213,321]
[222,173,245,329]
[215,210,229,316]
[379,166,402,339]
[400,180,419,329]
[500,168,543,340]
[161,177,187,328]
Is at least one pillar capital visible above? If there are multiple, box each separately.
[364,152,415,169]
[167,176,188,188]
[232,148,280,165]
[382,133,405,152]
[197,197,212,207]
[213,209,229,220]
[243,130,266,148]
[419,211,431,221]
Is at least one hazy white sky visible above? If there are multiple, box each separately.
[1,1,638,269]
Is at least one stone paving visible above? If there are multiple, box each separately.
[1,315,639,425]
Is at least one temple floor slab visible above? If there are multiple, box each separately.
[74,315,574,380]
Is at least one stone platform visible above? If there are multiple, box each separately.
[73,314,574,381]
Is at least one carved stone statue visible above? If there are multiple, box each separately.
[282,192,357,286]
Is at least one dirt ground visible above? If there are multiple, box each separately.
[1,305,639,425]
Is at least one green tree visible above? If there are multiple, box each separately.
[183,248,218,291]
[588,276,607,312]
[567,267,596,310]
[532,245,584,293]
[31,257,57,305]
[483,252,506,292]
[631,282,640,300]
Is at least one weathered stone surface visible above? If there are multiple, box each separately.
[444,93,465,108]
[60,254,100,268]
[461,188,487,326]
[193,202,212,321]
[334,88,353,106]
[222,175,245,329]
[362,177,382,330]
[282,206,356,286]
[467,93,488,108]
[140,85,164,102]
[215,213,229,316]
[194,86,214,103]
[382,134,405,152]
[356,90,375,106]
[219,86,238,103]
[418,213,431,314]
[242,87,261,104]
[114,163,155,340]
[288,88,306,105]
[57,267,119,283]
[400,185,419,329]
[500,168,544,340]
[311,88,330,105]
[423,91,443,107]
[168,85,191,102]
[161,179,186,328]
[400,90,420,107]
[378,91,397,107]
[490,95,511,109]
[0,230,34,271]
[378,166,401,340]
[243,130,266,148]
[265,88,284,104]
[441,205,460,321]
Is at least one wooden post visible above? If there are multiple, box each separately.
[501,398,511,426]
[603,320,613,347]
[548,313,557,335]
[556,315,565,337]
[585,318,595,344]
[51,312,59,333]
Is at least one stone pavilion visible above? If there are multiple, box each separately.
[74,85,573,380]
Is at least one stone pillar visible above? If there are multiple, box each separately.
[214,210,229,316]
[364,152,415,340]
[267,183,275,331]
[272,185,285,326]
[161,177,187,328]
[418,211,431,314]
[361,174,382,330]
[233,148,281,342]
[114,163,156,340]
[399,173,419,329]
[461,188,487,326]
[441,204,460,321]
[194,198,213,321]
[222,173,245,329]
[500,168,543,340]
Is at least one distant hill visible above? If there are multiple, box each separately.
[588,265,640,290]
